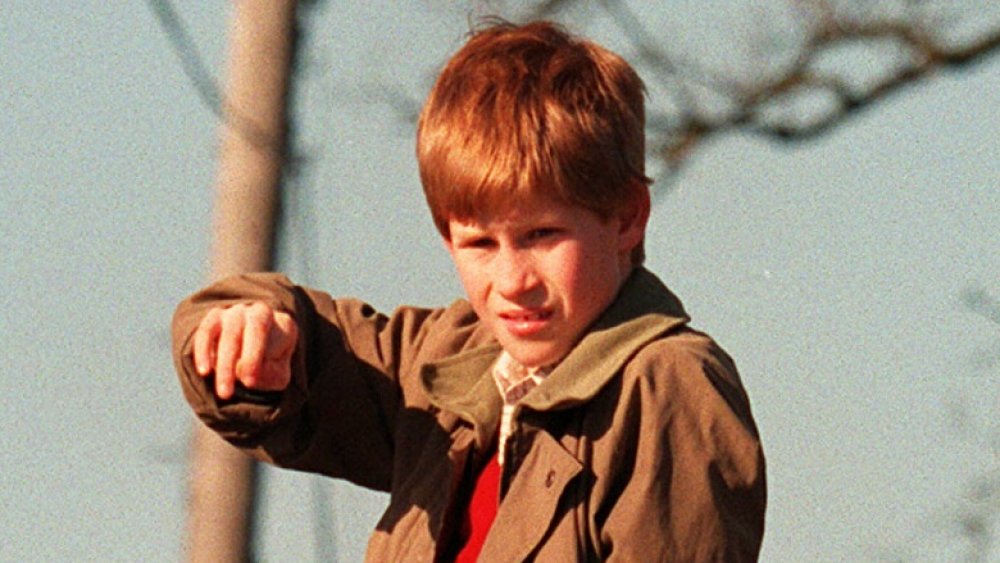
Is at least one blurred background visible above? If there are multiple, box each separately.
[3,1,999,561]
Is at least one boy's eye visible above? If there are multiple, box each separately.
[464,237,496,249]
[527,228,559,241]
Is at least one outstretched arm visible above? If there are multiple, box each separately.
[171,272,461,489]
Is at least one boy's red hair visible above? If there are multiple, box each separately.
[417,20,650,262]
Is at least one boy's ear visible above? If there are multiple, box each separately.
[617,180,650,251]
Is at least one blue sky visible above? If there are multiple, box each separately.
[3,2,999,561]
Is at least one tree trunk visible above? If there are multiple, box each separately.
[185,2,298,561]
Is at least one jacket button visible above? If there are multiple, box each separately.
[545,470,556,488]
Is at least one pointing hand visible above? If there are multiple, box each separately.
[192,302,298,400]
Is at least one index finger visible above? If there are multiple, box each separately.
[192,307,224,376]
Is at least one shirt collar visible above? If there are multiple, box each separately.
[492,351,551,405]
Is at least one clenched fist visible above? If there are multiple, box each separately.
[192,302,298,400]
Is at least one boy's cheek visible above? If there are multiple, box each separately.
[450,268,488,315]
[449,254,485,290]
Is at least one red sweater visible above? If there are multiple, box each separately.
[454,452,501,562]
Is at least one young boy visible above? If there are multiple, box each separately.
[173,20,766,561]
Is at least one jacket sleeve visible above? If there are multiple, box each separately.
[171,273,444,491]
[598,333,766,562]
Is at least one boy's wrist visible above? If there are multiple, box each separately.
[214,378,285,406]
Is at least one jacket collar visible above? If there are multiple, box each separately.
[421,343,505,449]
[420,267,689,443]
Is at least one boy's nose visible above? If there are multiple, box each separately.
[495,249,539,299]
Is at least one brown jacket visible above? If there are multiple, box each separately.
[172,268,766,562]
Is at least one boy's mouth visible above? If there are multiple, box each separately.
[499,309,553,337]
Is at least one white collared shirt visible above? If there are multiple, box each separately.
[491,351,551,465]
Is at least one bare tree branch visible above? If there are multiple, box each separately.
[146,0,222,117]
[512,1,1000,180]
[146,0,286,152]
[964,289,1000,327]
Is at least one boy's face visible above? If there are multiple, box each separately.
[446,193,646,369]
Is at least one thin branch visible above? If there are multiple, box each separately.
[963,289,1000,327]
[519,0,576,19]
[146,0,222,116]
[650,7,1000,177]
[146,0,285,152]
[596,0,696,108]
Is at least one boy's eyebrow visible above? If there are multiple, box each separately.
[448,222,488,237]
